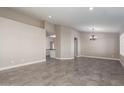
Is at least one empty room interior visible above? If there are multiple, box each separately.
[0,7,124,86]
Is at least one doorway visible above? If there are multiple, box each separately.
[74,37,78,58]
[46,33,56,60]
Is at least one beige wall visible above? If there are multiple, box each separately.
[80,32,119,59]
[0,17,46,70]
[60,26,74,58]
[120,32,124,56]
[54,25,61,58]
[55,25,80,59]
[120,32,124,67]
[55,25,119,60]
[120,55,124,67]
[45,21,56,35]
[0,8,44,28]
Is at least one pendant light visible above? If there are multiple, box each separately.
[89,26,97,40]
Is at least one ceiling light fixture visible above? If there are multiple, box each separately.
[89,7,94,11]
[49,34,56,38]
[48,16,52,19]
[89,26,97,40]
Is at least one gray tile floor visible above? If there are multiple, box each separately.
[0,57,124,86]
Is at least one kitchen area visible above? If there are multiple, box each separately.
[44,21,56,59]
[46,34,56,59]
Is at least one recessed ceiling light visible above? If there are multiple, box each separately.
[89,7,94,11]
[48,16,52,18]
[49,34,56,38]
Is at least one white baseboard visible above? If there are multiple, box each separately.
[120,55,124,67]
[75,56,81,57]
[79,55,120,61]
[0,59,46,72]
[55,57,74,60]
[120,61,124,67]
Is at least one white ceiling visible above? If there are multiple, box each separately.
[11,7,124,33]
